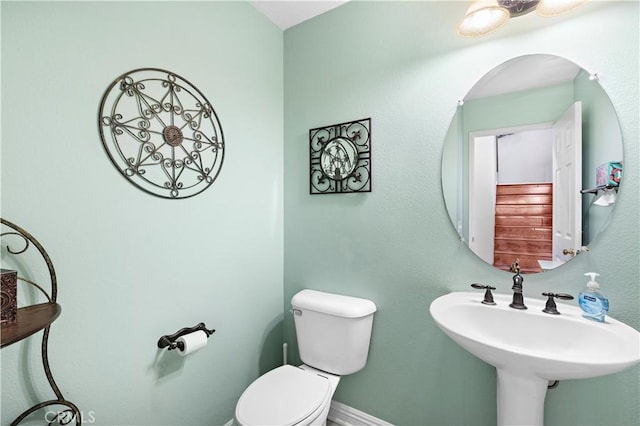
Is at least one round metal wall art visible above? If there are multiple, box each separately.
[98,68,224,199]
[320,137,359,180]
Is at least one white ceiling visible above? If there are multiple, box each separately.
[250,0,349,30]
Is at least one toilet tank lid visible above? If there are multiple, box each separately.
[292,289,377,318]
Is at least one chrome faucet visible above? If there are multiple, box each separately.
[509,259,527,310]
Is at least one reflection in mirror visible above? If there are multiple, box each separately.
[442,54,623,274]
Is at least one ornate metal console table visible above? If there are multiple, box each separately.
[1,218,81,425]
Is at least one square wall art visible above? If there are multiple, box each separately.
[309,118,372,194]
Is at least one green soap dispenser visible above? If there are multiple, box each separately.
[578,272,609,322]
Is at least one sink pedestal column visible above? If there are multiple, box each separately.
[497,369,548,426]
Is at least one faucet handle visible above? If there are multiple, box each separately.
[542,292,574,315]
[471,283,497,305]
[552,293,574,300]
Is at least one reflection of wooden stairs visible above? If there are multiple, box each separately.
[493,183,553,274]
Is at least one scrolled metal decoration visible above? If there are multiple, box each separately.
[98,68,224,199]
[1,218,81,425]
[309,118,372,194]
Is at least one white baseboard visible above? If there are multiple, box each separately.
[328,400,394,426]
[226,399,392,426]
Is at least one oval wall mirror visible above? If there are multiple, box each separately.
[442,54,623,274]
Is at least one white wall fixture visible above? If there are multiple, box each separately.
[537,0,588,17]
[430,291,640,425]
[456,0,511,37]
[457,0,588,37]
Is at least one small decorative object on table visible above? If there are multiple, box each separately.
[1,269,17,325]
[309,118,372,194]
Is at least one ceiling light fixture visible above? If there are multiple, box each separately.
[537,0,589,17]
[457,0,588,37]
[456,0,510,37]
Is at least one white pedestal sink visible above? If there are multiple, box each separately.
[429,292,640,426]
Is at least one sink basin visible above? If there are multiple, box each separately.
[430,291,640,425]
[430,291,639,379]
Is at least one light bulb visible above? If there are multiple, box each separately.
[457,0,510,37]
[537,0,588,17]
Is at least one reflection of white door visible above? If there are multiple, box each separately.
[552,102,582,263]
[469,135,497,264]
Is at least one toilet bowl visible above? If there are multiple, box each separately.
[235,289,376,426]
[235,364,340,426]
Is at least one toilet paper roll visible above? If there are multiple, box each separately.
[177,330,208,356]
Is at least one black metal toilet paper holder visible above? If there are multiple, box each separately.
[157,322,216,351]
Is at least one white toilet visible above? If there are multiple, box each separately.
[235,289,377,426]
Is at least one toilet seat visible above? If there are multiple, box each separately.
[235,365,331,426]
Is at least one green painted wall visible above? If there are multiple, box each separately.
[2,1,638,425]
[284,1,639,425]
[1,2,283,425]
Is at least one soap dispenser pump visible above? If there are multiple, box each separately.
[578,272,609,322]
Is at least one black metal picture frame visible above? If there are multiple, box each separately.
[309,118,372,194]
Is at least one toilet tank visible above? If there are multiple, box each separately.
[291,289,377,375]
